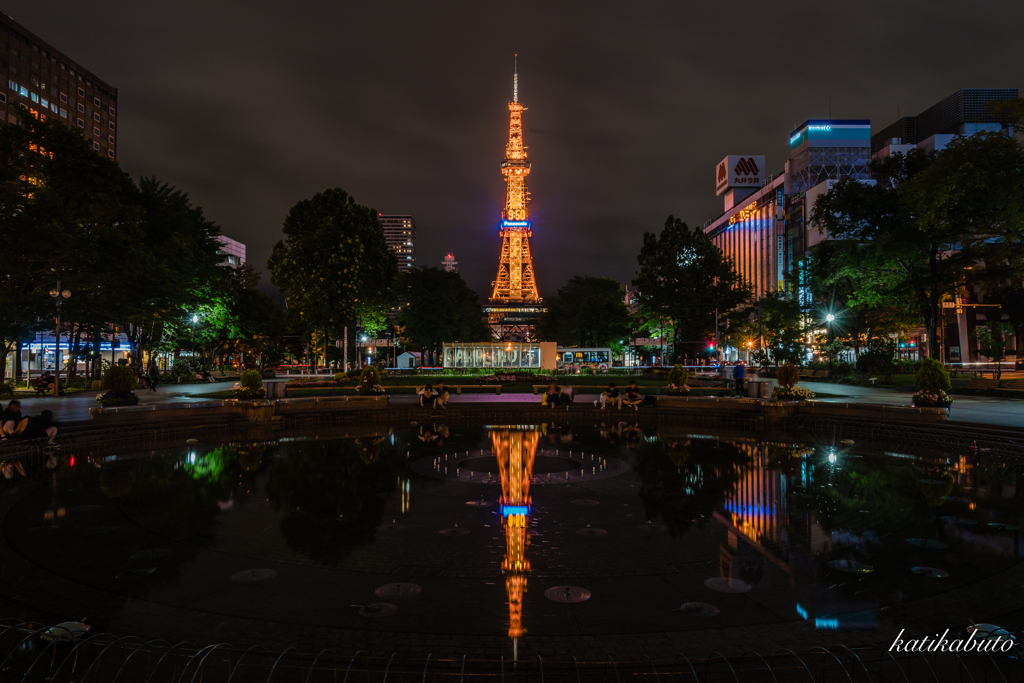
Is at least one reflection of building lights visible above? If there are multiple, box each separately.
[796,603,808,620]
[502,505,530,516]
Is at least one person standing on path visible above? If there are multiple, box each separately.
[147,362,160,392]
[733,361,745,397]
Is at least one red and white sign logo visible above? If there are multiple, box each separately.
[733,157,760,176]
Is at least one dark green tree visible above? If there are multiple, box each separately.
[396,267,492,362]
[632,216,751,361]
[536,276,632,350]
[268,188,398,349]
[811,134,1024,359]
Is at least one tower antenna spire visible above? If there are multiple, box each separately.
[513,54,518,104]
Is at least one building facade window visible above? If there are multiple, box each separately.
[75,117,83,127]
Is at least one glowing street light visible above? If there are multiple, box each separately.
[826,313,835,323]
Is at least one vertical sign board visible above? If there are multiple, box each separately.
[716,155,766,196]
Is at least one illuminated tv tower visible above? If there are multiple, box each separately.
[490,56,540,304]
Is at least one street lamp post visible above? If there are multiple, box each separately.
[191,314,198,358]
[49,283,71,398]
[825,313,836,374]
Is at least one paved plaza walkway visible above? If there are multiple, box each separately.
[5,378,1024,430]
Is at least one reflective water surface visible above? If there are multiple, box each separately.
[2,422,1022,654]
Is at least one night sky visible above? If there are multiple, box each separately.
[7,1,1022,299]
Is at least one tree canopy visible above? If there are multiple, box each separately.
[632,216,751,361]
[396,267,492,359]
[268,188,398,340]
[536,276,631,350]
[810,134,1024,358]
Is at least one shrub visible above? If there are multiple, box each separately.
[776,363,800,387]
[580,366,595,376]
[235,369,266,398]
[333,372,351,383]
[666,364,690,387]
[240,369,263,390]
[356,366,385,395]
[102,365,137,392]
[916,358,951,393]
[772,385,815,400]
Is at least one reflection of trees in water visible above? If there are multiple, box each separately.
[263,437,405,565]
[635,437,748,537]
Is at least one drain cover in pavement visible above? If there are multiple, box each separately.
[576,527,607,537]
[828,560,874,573]
[939,516,977,525]
[571,500,600,506]
[704,577,752,593]
[679,602,720,617]
[358,603,398,618]
[906,538,949,549]
[375,583,421,599]
[989,523,1019,531]
[545,586,591,603]
[231,568,277,583]
[911,566,949,578]
[439,528,470,536]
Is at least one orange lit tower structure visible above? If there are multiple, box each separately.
[492,427,539,650]
[487,59,544,341]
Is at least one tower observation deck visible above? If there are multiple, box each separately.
[487,57,544,341]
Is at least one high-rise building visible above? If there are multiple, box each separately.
[216,235,246,268]
[442,252,458,273]
[0,12,118,160]
[485,59,544,341]
[378,214,416,273]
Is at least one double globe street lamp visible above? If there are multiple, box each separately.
[49,284,71,398]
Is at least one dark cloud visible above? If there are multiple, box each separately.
[8,0,1022,297]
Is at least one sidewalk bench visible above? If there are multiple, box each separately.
[995,379,1024,394]
[965,378,1001,392]
[799,369,815,378]
[813,370,830,379]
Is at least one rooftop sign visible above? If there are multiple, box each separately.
[789,120,871,149]
[716,155,765,196]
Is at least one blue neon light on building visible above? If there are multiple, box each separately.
[501,220,531,229]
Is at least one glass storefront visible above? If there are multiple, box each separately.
[442,342,542,369]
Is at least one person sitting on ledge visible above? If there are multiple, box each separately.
[558,384,574,411]
[594,382,621,410]
[623,381,643,410]
[1,399,23,437]
[8,409,58,444]
[542,382,561,408]
[417,384,436,407]
[434,381,450,409]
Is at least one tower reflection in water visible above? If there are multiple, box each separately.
[491,426,539,653]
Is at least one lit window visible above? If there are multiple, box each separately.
[41,98,47,108]
[30,92,38,103]
[8,80,15,91]
[59,108,66,118]
[19,86,27,97]
[49,103,56,113]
